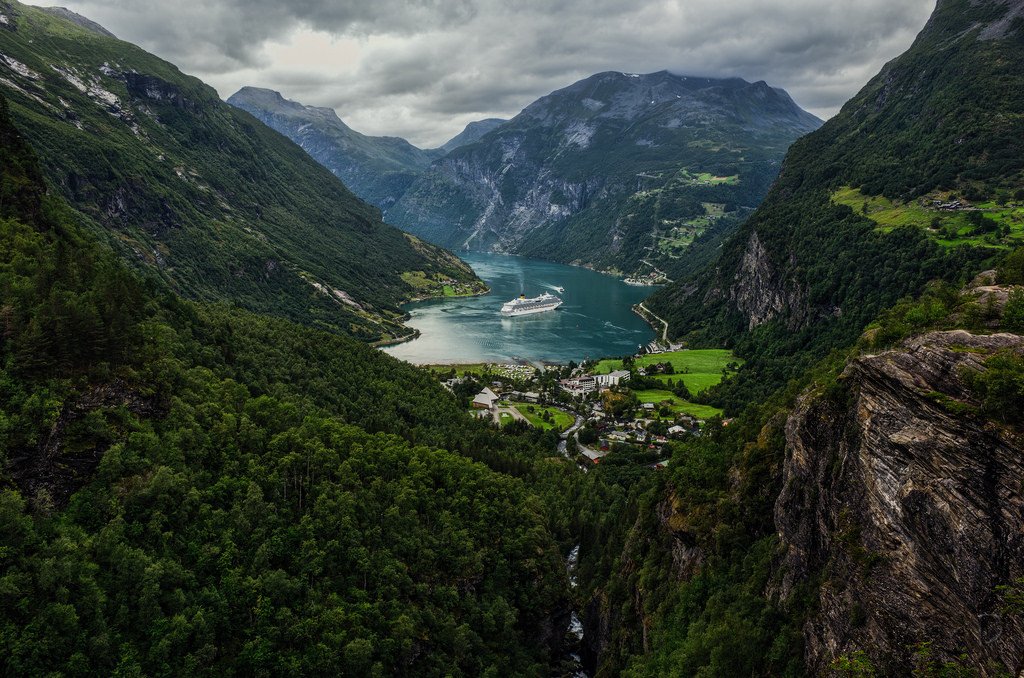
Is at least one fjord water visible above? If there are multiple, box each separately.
[384,252,656,364]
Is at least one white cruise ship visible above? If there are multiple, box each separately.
[500,292,563,317]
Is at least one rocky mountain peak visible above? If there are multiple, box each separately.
[516,70,820,131]
[228,86,348,128]
[438,117,506,152]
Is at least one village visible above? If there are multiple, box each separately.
[436,346,740,470]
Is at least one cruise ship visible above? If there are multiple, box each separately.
[500,292,563,317]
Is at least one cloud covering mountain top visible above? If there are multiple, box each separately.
[50,0,935,146]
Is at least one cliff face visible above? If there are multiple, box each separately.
[389,71,819,273]
[777,326,1024,675]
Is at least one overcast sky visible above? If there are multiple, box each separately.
[49,0,936,147]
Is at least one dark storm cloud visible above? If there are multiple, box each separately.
[54,0,936,146]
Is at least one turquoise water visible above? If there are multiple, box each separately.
[383,252,657,364]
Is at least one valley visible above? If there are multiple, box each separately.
[1,0,1023,676]
[234,71,821,281]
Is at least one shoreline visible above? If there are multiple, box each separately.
[633,302,670,344]
[372,328,421,348]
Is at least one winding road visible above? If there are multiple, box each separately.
[636,302,670,344]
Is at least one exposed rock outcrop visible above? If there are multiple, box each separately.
[7,379,164,510]
[777,329,1024,675]
[388,71,820,271]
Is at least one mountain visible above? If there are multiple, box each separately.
[226,88,507,210]
[0,1,484,343]
[388,70,822,275]
[228,86,444,212]
[439,117,506,153]
[647,0,1024,406]
[38,6,115,37]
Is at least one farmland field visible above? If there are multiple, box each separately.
[594,349,740,395]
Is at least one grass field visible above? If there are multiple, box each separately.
[832,186,1024,249]
[511,402,575,431]
[633,390,723,419]
[677,170,740,186]
[594,349,741,395]
[402,271,484,298]
[655,203,729,255]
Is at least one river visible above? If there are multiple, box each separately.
[384,252,658,364]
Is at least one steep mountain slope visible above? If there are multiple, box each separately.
[0,91,572,676]
[388,71,821,275]
[439,117,506,153]
[648,0,1024,407]
[226,87,510,215]
[228,86,443,212]
[0,1,482,342]
[570,2,1024,675]
[577,271,1024,677]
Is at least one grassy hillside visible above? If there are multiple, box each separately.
[0,1,482,342]
[648,0,1023,409]
[227,87,443,214]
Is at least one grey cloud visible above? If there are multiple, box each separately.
[56,0,936,146]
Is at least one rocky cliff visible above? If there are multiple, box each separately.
[777,314,1024,674]
[389,71,820,274]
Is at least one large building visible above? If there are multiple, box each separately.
[471,387,500,409]
[559,376,597,396]
[595,370,630,388]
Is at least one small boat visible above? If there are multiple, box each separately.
[554,286,565,293]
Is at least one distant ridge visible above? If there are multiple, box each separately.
[388,70,821,275]
[39,6,116,38]
[439,118,506,152]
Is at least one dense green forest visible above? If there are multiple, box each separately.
[0,95,575,676]
[0,1,482,342]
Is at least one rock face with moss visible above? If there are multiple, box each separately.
[777,310,1024,674]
